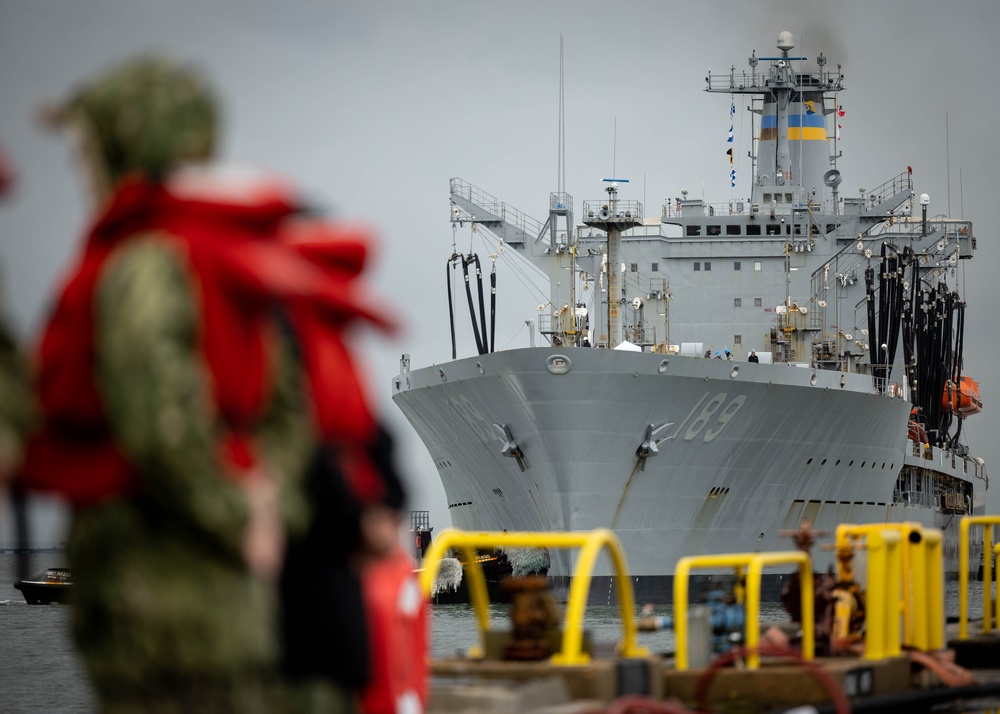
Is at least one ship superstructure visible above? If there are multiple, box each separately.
[393,32,987,603]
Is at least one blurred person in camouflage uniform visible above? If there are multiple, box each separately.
[19,57,394,713]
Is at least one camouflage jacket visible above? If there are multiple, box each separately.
[69,237,312,692]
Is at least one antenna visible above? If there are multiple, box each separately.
[558,35,565,196]
[946,111,952,216]
[612,116,617,179]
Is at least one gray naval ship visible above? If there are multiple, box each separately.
[393,31,988,603]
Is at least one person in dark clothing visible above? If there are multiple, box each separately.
[748,350,760,363]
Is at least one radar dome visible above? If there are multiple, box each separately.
[777,31,794,52]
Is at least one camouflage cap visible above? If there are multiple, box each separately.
[50,56,218,182]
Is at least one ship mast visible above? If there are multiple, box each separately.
[583,180,642,348]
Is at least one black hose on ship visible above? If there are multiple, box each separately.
[489,262,496,355]
[904,265,966,447]
[950,299,967,448]
[901,246,918,406]
[446,253,460,359]
[448,252,494,357]
[865,244,906,392]
[459,254,486,354]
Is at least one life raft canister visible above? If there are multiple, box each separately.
[361,547,428,714]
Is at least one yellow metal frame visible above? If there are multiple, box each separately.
[673,551,814,670]
[418,528,648,665]
[959,516,1000,639]
[836,522,943,652]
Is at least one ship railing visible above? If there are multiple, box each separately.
[661,199,754,220]
[880,216,972,241]
[892,489,934,509]
[418,528,647,665]
[550,192,573,213]
[862,171,913,208]
[622,324,657,346]
[705,68,844,93]
[449,177,544,238]
[660,198,838,221]
[871,374,908,399]
[582,200,644,223]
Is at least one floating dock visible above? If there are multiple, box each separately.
[421,520,1000,713]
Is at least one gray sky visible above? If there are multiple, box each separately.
[1,0,998,545]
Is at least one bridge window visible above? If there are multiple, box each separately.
[734,261,741,271]
[708,225,721,236]
[687,225,701,236]
[767,224,780,235]
[746,224,761,236]
[704,261,712,271]
[630,263,638,273]
[734,334,742,344]
[754,297,762,307]
[694,262,701,271]
[651,262,659,272]
[734,298,742,308]
[754,261,762,272]
[727,225,742,236]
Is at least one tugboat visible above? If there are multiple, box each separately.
[14,567,73,604]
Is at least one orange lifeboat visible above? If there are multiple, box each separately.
[942,376,983,416]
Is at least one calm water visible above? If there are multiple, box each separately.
[0,552,991,712]
[0,552,96,714]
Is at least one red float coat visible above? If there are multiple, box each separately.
[19,168,392,506]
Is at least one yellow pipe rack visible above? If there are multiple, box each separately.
[673,551,814,670]
[418,528,648,665]
[959,515,1000,639]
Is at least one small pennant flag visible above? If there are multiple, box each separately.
[726,147,733,164]
[730,168,737,187]
[730,101,736,119]
[727,125,734,142]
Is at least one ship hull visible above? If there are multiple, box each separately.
[393,348,983,603]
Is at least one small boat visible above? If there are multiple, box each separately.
[13,567,73,605]
[942,375,983,415]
